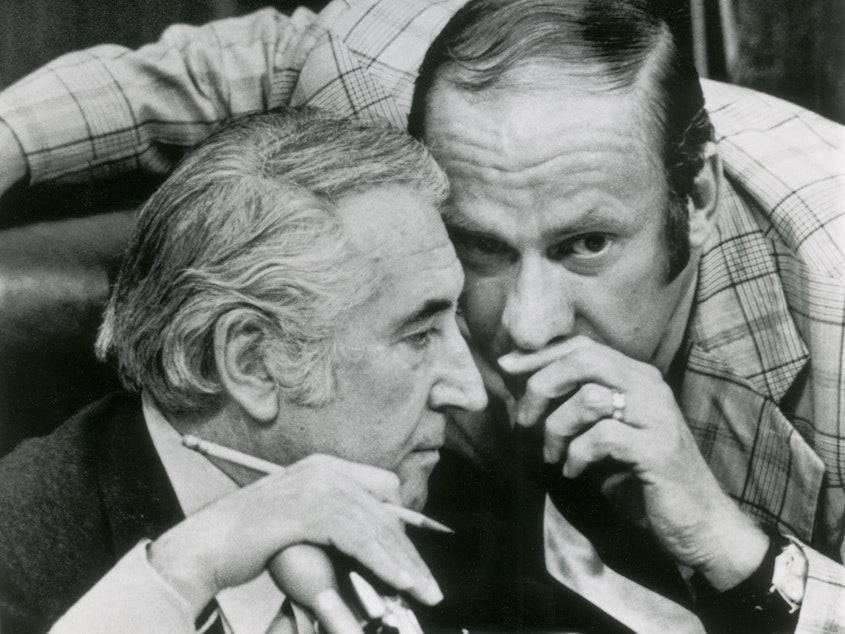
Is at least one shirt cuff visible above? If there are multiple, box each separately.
[49,539,197,634]
[794,544,845,634]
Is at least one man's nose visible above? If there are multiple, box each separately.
[429,321,488,413]
[501,256,574,352]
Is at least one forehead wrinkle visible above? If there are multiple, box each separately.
[339,190,454,264]
[428,80,664,178]
[367,232,456,264]
[441,147,634,196]
[445,187,623,232]
[443,146,652,220]
[370,240,464,300]
[433,119,665,230]
[432,116,658,197]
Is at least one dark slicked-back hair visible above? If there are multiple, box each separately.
[409,0,714,279]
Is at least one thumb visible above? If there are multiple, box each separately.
[268,545,363,634]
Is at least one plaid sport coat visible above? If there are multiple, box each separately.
[0,2,842,631]
[683,81,845,631]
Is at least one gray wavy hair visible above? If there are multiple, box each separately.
[96,109,448,415]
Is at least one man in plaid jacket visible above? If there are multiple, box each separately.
[0,1,842,632]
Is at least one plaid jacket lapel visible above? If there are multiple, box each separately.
[681,345,823,542]
[679,174,824,542]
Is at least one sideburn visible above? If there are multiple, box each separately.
[664,196,691,282]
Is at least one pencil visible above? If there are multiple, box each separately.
[182,435,454,534]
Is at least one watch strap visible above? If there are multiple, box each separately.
[692,525,803,632]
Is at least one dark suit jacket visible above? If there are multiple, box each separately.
[0,392,183,634]
[0,392,628,634]
[419,440,634,634]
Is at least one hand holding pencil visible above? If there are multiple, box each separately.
[148,446,443,634]
[183,435,448,632]
[183,435,453,534]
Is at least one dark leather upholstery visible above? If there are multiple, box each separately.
[0,210,134,455]
[0,0,338,456]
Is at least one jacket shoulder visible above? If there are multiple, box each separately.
[0,392,142,631]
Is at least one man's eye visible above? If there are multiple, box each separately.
[549,234,611,259]
[450,230,511,260]
[577,234,610,254]
[405,328,437,350]
[466,235,507,256]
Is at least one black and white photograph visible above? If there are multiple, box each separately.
[0,1,843,633]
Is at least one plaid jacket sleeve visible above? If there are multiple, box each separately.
[700,79,845,633]
[0,0,462,188]
[0,7,320,185]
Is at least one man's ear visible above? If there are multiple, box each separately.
[688,142,722,250]
[214,310,279,424]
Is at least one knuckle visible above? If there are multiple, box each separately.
[302,453,323,466]
[372,524,399,550]
[526,372,554,399]
[310,472,339,498]
[579,384,605,413]
[645,364,663,382]
[337,525,367,550]
[601,426,624,455]
[380,470,399,488]
[524,373,544,398]
[569,346,591,371]
[572,334,593,349]
[382,471,401,491]
[654,380,674,401]
[566,441,587,467]
[300,453,331,473]
[545,408,568,434]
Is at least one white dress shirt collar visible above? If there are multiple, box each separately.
[142,393,287,634]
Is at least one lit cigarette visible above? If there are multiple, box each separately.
[182,435,454,534]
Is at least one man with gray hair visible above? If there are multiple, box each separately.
[0,108,487,633]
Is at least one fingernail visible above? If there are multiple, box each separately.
[425,579,444,604]
[498,354,516,372]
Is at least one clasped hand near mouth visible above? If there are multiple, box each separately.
[497,335,768,589]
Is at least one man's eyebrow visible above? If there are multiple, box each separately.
[394,299,454,333]
[441,206,490,233]
[445,204,623,240]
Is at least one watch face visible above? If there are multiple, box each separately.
[772,543,807,611]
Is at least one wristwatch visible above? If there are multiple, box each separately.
[770,537,808,613]
[693,525,808,630]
